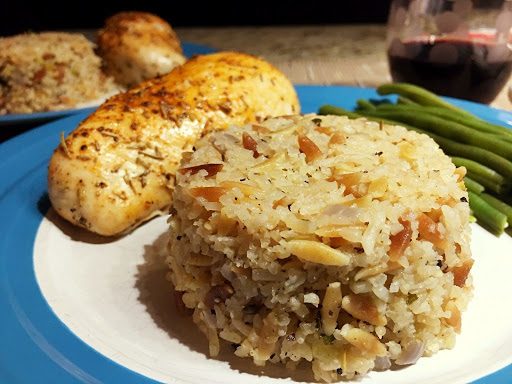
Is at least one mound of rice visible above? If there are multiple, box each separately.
[0,32,121,114]
[166,114,473,381]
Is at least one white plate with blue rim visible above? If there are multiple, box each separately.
[1,85,511,383]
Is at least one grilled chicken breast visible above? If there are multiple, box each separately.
[95,11,186,88]
[48,52,300,236]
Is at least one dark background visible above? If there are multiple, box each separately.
[1,1,392,36]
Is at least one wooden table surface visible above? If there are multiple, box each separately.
[176,24,512,111]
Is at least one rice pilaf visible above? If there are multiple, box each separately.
[167,114,473,381]
[0,32,121,114]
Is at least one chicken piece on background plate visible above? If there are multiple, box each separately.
[47,51,300,236]
[95,11,186,88]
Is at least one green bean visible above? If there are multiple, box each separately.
[363,109,512,161]
[451,157,505,186]
[319,104,423,133]
[356,99,376,111]
[397,96,419,105]
[376,83,473,117]
[375,104,512,137]
[480,193,512,225]
[468,191,508,236]
[463,177,485,194]
[492,133,512,144]
[318,105,362,119]
[425,107,511,136]
[423,133,512,179]
[466,170,510,195]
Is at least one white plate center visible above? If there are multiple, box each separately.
[33,209,512,384]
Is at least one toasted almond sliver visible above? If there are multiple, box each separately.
[389,219,413,261]
[330,172,364,188]
[287,240,350,266]
[266,123,298,136]
[273,196,290,209]
[328,132,345,145]
[252,124,270,134]
[178,163,223,177]
[189,186,227,202]
[298,133,322,163]
[321,282,343,335]
[368,177,388,198]
[344,328,387,356]
[354,261,400,281]
[315,126,333,135]
[328,237,350,248]
[242,132,259,158]
[418,212,450,249]
[342,294,387,326]
[315,225,363,243]
[447,259,474,287]
[251,152,285,172]
[444,300,462,333]
[219,181,258,196]
[340,194,372,208]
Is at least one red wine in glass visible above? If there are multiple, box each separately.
[387,33,512,104]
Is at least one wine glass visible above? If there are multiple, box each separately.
[386,0,512,104]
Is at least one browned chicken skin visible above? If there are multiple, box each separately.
[95,11,186,88]
[47,52,300,236]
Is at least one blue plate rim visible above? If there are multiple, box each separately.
[0,84,510,383]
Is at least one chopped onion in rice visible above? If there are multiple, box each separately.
[317,204,362,226]
[374,356,392,371]
[395,342,426,365]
